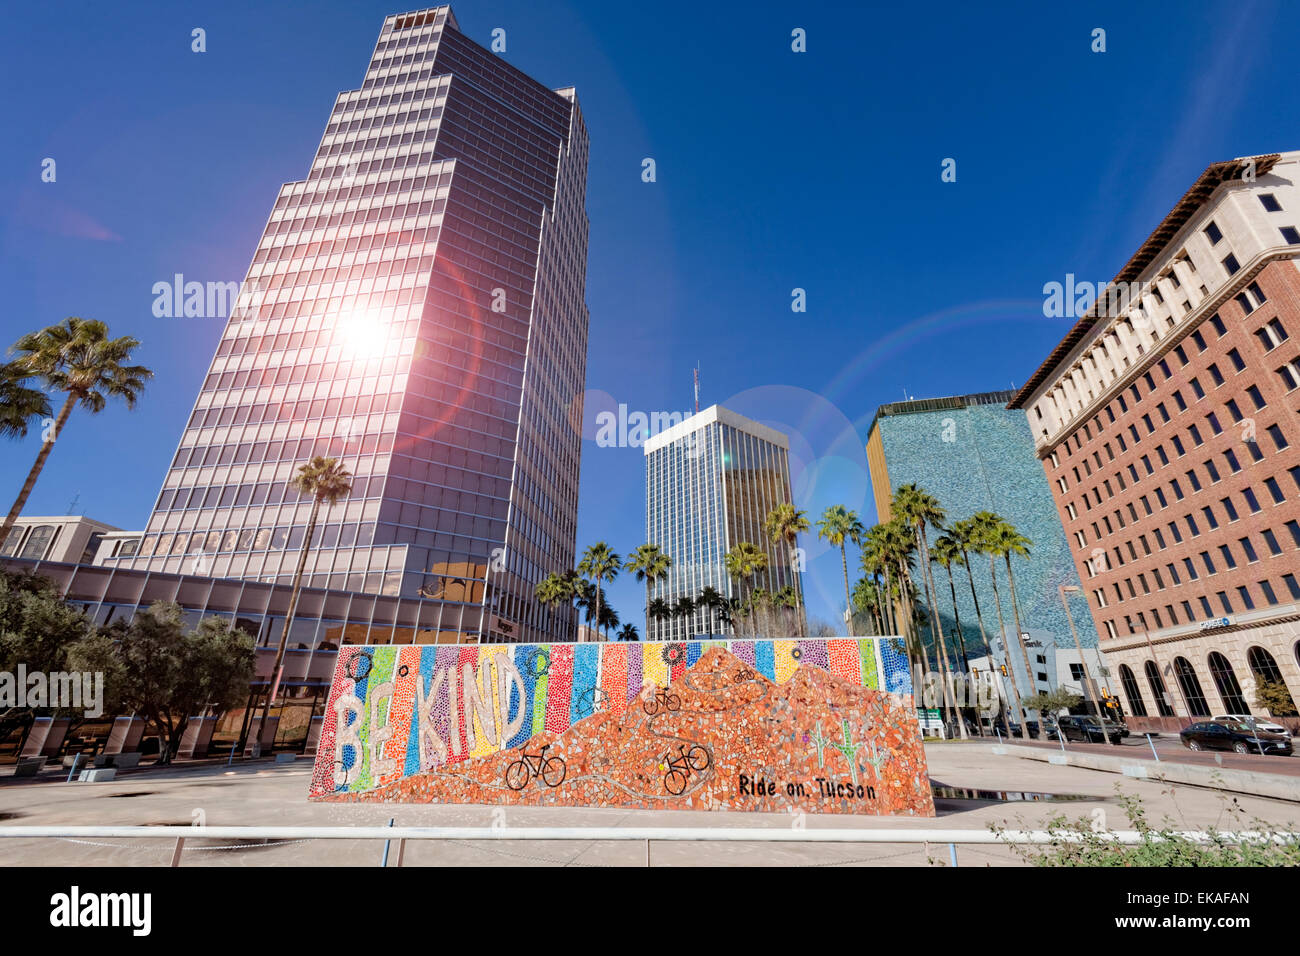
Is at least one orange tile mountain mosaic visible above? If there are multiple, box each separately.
[309,638,935,816]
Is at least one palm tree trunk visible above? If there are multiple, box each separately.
[918,527,966,740]
[839,543,854,637]
[897,557,927,679]
[944,563,979,736]
[882,564,897,634]
[1004,554,1041,739]
[594,575,603,642]
[944,565,971,671]
[789,542,805,638]
[0,392,76,550]
[988,555,1028,740]
[254,494,322,750]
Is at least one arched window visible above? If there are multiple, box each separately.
[1247,646,1297,717]
[1207,652,1250,713]
[1173,657,1210,716]
[18,525,57,560]
[0,527,25,558]
[1119,664,1147,717]
[1144,660,1175,717]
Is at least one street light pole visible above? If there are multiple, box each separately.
[1059,585,1111,744]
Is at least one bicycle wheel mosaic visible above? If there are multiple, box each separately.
[309,637,934,816]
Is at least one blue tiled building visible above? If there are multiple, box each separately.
[865,391,1103,698]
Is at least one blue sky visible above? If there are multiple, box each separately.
[0,0,1294,629]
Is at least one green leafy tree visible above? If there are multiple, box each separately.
[98,602,254,763]
[1022,687,1082,716]
[0,568,99,742]
[1254,679,1298,717]
[1,319,152,551]
[816,505,864,637]
[764,503,810,637]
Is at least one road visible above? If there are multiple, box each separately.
[986,731,1300,777]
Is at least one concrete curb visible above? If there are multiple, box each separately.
[992,744,1300,802]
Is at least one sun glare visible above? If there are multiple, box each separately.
[334,309,392,360]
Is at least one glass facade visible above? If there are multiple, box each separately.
[644,406,801,640]
[104,6,588,644]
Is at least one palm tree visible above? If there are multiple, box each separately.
[776,584,800,637]
[970,511,1030,740]
[984,515,1038,737]
[862,524,899,635]
[0,363,52,442]
[624,544,672,635]
[577,542,621,645]
[932,533,978,735]
[617,623,640,642]
[671,595,696,637]
[950,518,995,670]
[536,570,583,635]
[647,596,672,629]
[894,484,966,739]
[931,534,972,672]
[696,585,724,637]
[255,455,351,750]
[764,503,810,637]
[816,505,863,636]
[723,542,768,637]
[850,577,882,634]
[1,319,152,551]
[598,602,620,639]
[718,596,743,637]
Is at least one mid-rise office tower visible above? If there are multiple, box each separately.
[110,6,589,644]
[1011,151,1300,732]
[644,406,804,641]
[866,391,1103,700]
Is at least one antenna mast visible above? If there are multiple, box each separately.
[693,364,700,414]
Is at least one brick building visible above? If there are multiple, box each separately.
[1011,151,1300,732]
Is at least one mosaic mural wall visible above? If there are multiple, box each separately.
[309,638,934,816]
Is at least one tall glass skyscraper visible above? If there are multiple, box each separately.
[109,6,589,644]
[643,406,803,641]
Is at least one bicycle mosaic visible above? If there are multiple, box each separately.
[310,638,935,816]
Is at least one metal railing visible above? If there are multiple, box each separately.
[1,825,1295,867]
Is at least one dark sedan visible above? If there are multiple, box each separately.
[1054,714,1124,744]
[1180,721,1294,756]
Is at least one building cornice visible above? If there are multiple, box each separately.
[1010,153,1282,411]
[1023,246,1298,459]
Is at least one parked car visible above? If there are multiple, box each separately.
[1211,714,1290,738]
[1006,720,1042,738]
[1055,714,1124,744]
[1180,721,1294,756]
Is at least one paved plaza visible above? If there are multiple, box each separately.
[0,742,1295,867]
